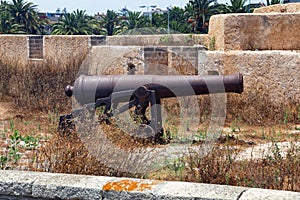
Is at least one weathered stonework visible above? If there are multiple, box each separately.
[199,50,300,122]
[44,35,90,66]
[0,34,209,67]
[84,46,144,75]
[0,35,28,65]
[254,3,300,13]
[106,34,208,47]
[200,50,300,103]
[209,13,300,50]
[85,46,205,76]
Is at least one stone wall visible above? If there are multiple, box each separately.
[44,35,90,65]
[209,13,300,50]
[106,34,209,47]
[254,3,300,13]
[144,46,205,75]
[0,34,209,67]
[199,50,300,122]
[0,35,28,65]
[83,46,206,76]
[200,50,300,103]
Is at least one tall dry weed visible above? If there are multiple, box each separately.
[168,141,300,192]
[0,58,82,112]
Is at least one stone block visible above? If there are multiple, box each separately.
[106,34,207,47]
[239,188,300,200]
[209,13,300,50]
[254,3,300,13]
[199,50,300,122]
[43,35,90,66]
[0,35,28,65]
[1,170,300,200]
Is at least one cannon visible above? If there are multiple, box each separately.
[59,73,243,142]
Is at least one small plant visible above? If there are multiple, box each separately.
[159,35,173,45]
[166,157,186,181]
[230,117,241,133]
[270,142,282,162]
[9,118,15,131]
[209,36,216,50]
[283,110,289,126]
[0,130,39,170]
[194,128,207,141]
[248,42,258,51]
[297,105,300,123]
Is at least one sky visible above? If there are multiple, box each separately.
[29,0,190,15]
[27,0,260,15]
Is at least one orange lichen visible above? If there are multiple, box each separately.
[103,179,161,192]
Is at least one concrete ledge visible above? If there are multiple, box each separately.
[0,170,299,200]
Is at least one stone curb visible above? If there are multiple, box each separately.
[0,170,299,200]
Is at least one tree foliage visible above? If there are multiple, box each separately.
[188,0,222,33]
[223,0,249,13]
[0,0,45,34]
[0,0,261,35]
[266,0,282,6]
[98,10,121,36]
[51,10,100,35]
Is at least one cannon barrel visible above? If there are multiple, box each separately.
[65,73,243,105]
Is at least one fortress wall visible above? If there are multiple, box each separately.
[0,35,28,65]
[209,13,300,51]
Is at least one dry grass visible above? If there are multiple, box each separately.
[36,118,157,178]
[150,139,300,192]
[0,57,81,112]
[227,93,300,125]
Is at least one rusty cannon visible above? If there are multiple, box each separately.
[59,73,243,142]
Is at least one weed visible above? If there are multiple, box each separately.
[159,35,173,45]
[298,105,300,123]
[284,110,289,126]
[248,41,258,51]
[0,130,39,170]
[230,118,241,133]
[9,118,14,131]
[166,157,186,181]
[209,36,216,50]
[194,128,207,141]
[0,57,82,112]
[270,142,283,162]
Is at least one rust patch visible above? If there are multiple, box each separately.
[103,179,161,192]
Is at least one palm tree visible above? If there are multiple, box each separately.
[223,0,249,13]
[4,0,42,34]
[167,7,191,33]
[0,11,25,34]
[51,10,100,35]
[184,3,197,33]
[188,0,222,33]
[121,11,146,30]
[98,10,121,36]
[266,0,282,5]
[169,21,189,33]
